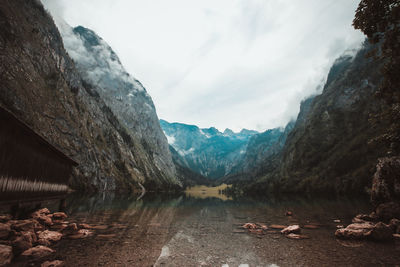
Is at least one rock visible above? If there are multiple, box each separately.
[369,222,393,241]
[52,212,67,221]
[31,209,53,226]
[242,223,257,229]
[0,224,11,240]
[269,224,287,230]
[0,215,11,223]
[37,230,62,243]
[21,245,55,261]
[248,229,263,235]
[12,235,33,255]
[256,223,268,230]
[375,202,400,221]
[62,223,78,235]
[50,223,68,231]
[0,245,13,266]
[389,218,400,232]
[90,225,108,230]
[281,225,301,234]
[335,222,375,240]
[371,157,400,205]
[286,233,309,240]
[41,260,65,267]
[285,211,293,216]
[11,219,36,232]
[68,229,92,239]
[354,214,376,222]
[38,238,51,246]
[78,223,92,229]
[35,208,50,215]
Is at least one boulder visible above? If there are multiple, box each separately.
[375,202,400,221]
[12,235,33,255]
[41,260,65,267]
[62,223,78,236]
[37,230,62,243]
[335,222,374,240]
[52,212,67,221]
[371,157,400,206]
[0,223,11,240]
[369,222,393,241]
[281,225,301,234]
[21,245,55,261]
[0,245,12,266]
[67,229,93,239]
[389,218,400,232]
[31,209,53,227]
[35,208,50,215]
[242,223,257,229]
[11,219,36,232]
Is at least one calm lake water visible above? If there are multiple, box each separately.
[44,191,400,266]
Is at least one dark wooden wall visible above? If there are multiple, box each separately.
[0,106,77,198]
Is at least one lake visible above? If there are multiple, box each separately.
[45,190,400,266]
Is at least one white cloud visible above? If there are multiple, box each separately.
[42,0,364,132]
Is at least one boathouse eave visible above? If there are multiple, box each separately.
[0,105,78,167]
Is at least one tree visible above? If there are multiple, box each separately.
[353,0,400,154]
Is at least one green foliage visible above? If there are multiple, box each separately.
[354,0,400,155]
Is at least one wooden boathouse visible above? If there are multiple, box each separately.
[0,106,78,201]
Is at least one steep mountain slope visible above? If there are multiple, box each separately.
[222,122,294,183]
[160,120,258,179]
[241,42,388,195]
[0,0,181,192]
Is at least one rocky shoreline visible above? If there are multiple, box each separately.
[0,208,100,266]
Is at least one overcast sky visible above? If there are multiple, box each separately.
[42,0,364,132]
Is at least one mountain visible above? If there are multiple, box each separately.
[238,42,388,195]
[160,120,258,179]
[221,122,294,183]
[0,0,181,192]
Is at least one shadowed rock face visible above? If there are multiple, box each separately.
[239,42,389,195]
[0,0,181,192]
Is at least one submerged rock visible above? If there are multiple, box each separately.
[21,245,55,261]
[369,222,393,241]
[281,225,301,235]
[269,224,287,230]
[286,233,309,240]
[375,202,400,221]
[0,223,11,240]
[0,244,13,266]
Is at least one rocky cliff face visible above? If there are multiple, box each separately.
[160,120,258,179]
[0,0,181,192]
[241,42,388,195]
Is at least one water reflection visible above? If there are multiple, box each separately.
[47,192,400,266]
